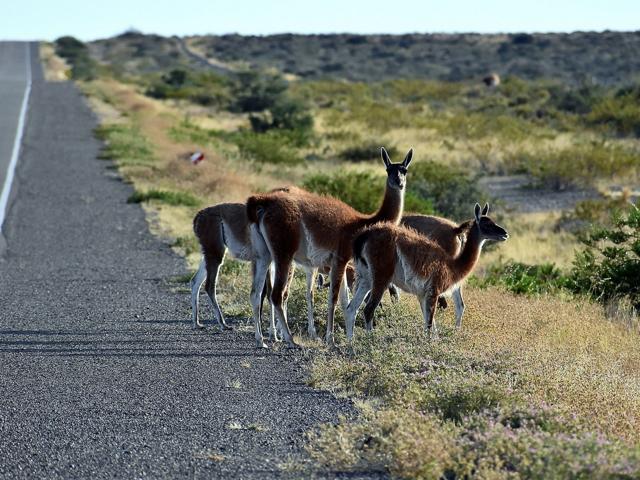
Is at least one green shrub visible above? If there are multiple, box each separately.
[548,84,605,114]
[230,70,288,113]
[557,196,632,234]
[303,171,434,215]
[248,95,314,144]
[127,189,200,207]
[233,130,303,165]
[145,69,231,107]
[302,171,386,214]
[54,36,96,80]
[303,162,485,219]
[409,161,489,221]
[339,142,399,163]
[475,261,569,295]
[588,93,640,137]
[509,141,640,190]
[478,202,640,310]
[568,201,640,309]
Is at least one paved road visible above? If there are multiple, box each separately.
[0,42,30,236]
[0,43,367,479]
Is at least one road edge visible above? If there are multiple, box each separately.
[0,42,33,254]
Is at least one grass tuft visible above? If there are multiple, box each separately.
[127,189,200,207]
[95,124,155,167]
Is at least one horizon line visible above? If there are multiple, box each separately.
[4,28,639,43]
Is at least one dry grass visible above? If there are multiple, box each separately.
[39,43,69,82]
[482,211,579,269]
[462,289,640,438]
[307,287,640,477]
[311,287,640,441]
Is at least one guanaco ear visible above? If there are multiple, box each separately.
[402,148,414,168]
[474,203,481,222]
[482,203,489,216]
[381,147,391,168]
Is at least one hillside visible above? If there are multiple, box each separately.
[90,30,640,84]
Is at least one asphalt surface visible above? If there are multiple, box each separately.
[0,42,30,233]
[0,43,372,479]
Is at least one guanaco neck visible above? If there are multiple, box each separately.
[368,182,405,224]
[451,223,483,283]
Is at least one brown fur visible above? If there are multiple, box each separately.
[369,223,482,291]
[194,203,251,259]
[401,215,473,256]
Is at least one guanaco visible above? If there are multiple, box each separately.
[345,203,508,341]
[191,199,317,341]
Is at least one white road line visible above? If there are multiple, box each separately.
[0,43,32,233]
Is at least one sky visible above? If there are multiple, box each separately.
[2,0,639,41]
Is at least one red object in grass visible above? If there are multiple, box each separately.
[190,151,205,165]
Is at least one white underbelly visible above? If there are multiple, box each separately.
[223,222,253,261]
[295,222,333,268]
[392,251,430,296]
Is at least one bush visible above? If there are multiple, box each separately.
[248,95,314,144]
[548,84,605,114]
[230,70,288,112]
[339,142,399,163]
[408,161,489,221]
[54,36,96,80]
[557,196,632,234]
[568,201,640,309]
[233,130,303,165]
[303,162,487,219]
[145,69,231,107]
[512,33,535,45]
[303,171,434,215]
[588,94,640,137]
[475,261,568,295]
[509,141,640,190]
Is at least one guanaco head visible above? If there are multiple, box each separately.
[474,203,509,242]
[382,147,413,190]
